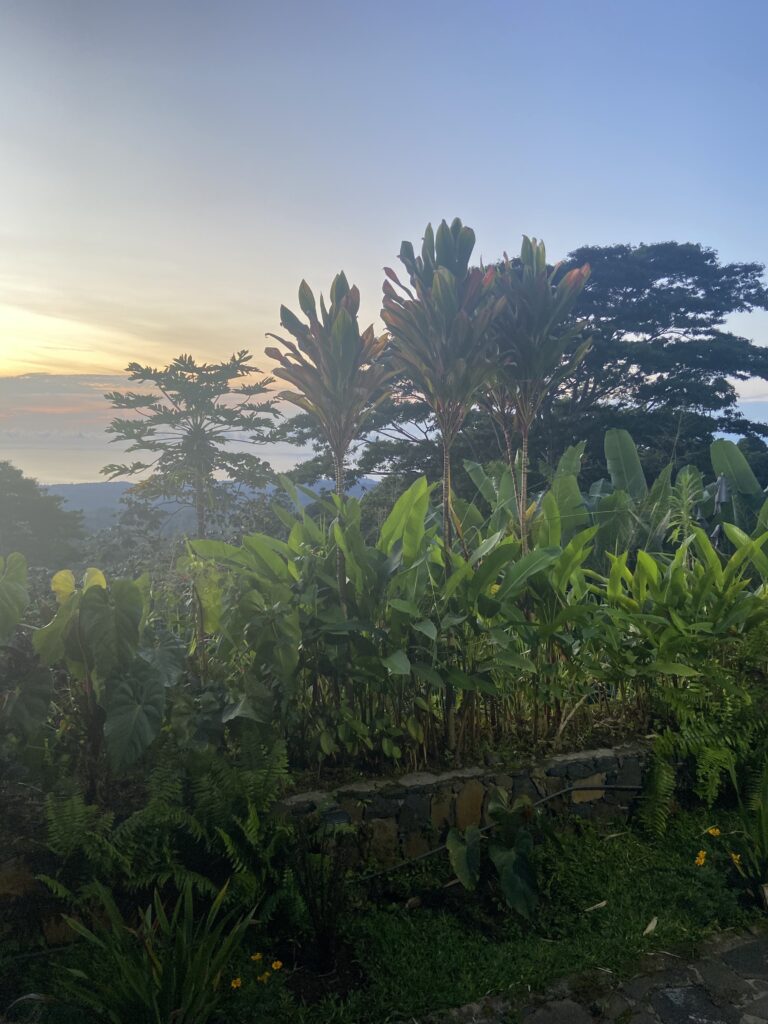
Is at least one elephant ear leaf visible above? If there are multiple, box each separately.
[446,826,482,890]
[103,657,165,770]
[0,553,29,642]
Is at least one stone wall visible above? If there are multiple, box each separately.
[280,744,646,866]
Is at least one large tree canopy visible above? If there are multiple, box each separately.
[0,461,83,566]
[535,240,768,467]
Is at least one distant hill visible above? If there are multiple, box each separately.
[46,478,380,533]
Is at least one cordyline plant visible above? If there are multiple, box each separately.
[381,218,501,555]
[266,273,391,496]
[487,238,591,550]
[382,218,501,753]
[266,273,392,603]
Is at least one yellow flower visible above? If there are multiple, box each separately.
[230,977,242,990]
[271,960,283,971]
[694,849,707,867]
[730,851,742,867]
[706,826,721,837]
[257,971,271,984]
[250,952,263,962]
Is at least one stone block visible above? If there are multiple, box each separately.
[430,788,454,831]
[455,778,485,829]
[366,794,402,819]
[402,831,431,859]
[398,792,431,831]
[571,771,606,804]
[366,817,400,866]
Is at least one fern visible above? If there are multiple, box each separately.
[639,755,676,835]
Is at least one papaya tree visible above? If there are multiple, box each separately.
[103,352,275,540]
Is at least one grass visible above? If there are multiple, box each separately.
[4,810,760,1024]
[262,809,760,1024]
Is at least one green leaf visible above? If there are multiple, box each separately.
[4,665,52,737]
[605,429,647,501]
[103,657,165,769]
[0,553,29,641]
[647,660,700,677]
[711,439,762,495]
[446,826,482,890]
[413,619,437,641]
[389,598,421,617]
[382,649,411,675]
[79,581,143,680]
[495,547,560,601]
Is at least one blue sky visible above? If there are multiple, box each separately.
[1,0,767,480]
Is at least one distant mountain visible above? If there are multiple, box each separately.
[45,478,380,533]
[47,481,133,531]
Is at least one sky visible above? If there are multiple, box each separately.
[1,0,768,482]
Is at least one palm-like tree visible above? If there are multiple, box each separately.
[266,274,392,602]
[266,273,391,496]
[381,219,499,554]
[488,237,591,549]
[382,219,499,753]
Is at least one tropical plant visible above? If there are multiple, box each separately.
[447,789,541,918]
[57,882,255,1024]
[382,219,501,749]
[31,566,184,796]
[103,352,275,539]
[381,218,499,554]
[266,274,391,498]
[486,237,591,550]
[266,273,391,603]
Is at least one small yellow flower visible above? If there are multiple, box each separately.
[730,851,742,867]
[694,849,707,867]
[271,960,283,971]
[257,971,271,984]
[230,977,242,990]
[250,952,263,962]
[706,826,721,837]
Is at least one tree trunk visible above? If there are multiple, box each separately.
[501,419,515,469]
[195,470,206,540]
[519,425,529,554]
[442,436,453,556]
[442,434,456,752]
[334,451,347,614]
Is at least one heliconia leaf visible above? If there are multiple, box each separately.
[711,439,762,495]
[605,429,647,501]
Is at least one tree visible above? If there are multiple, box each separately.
[0,461,83,566]
[382,218,500,753]
[265,273,391,497]
[265,273,391,605]
[381,218,499,554]
[102,352,275,539]
[537,241,768,460]
[486,237,591,548]
[294,239,768,489]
